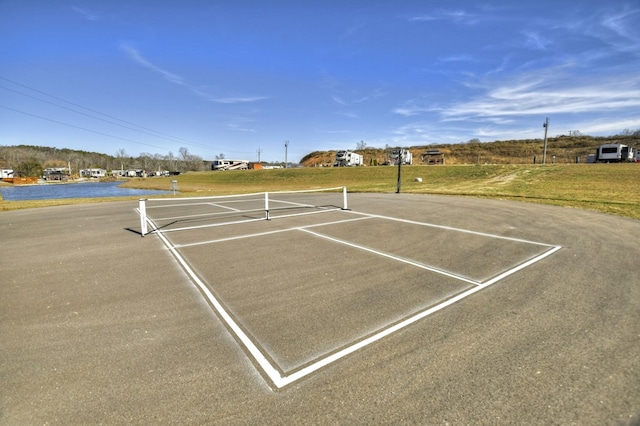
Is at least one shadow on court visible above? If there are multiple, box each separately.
[1,194,638,424]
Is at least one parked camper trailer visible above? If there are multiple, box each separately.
[212,159,249,170]
[595,143,634,163]
[389,149,413,165]
[334,150,363,167]
[80,168,106,178]
[1,169,14,179]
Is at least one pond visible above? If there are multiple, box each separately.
[0,181,173,201]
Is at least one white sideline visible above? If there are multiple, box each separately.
[144,208,562,389]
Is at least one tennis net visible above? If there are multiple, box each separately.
[138,186,348,236]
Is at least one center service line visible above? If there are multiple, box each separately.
[344,210,559,248]
[299,228,480,286]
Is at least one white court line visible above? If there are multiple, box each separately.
[207,202,244,212]
[155,216,267,234]
[299,228,480,286]
[173,215,372,248]
[146,208,562,389]
[277,244,563,387]
[150,223,285,387]
[344,210,559,248]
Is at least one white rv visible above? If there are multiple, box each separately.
[334,150,363,167]
[80,168,107,178]
[212,159,249,170]
[595,144,634,163]
[1,169,14,179]
[390,149,413,165]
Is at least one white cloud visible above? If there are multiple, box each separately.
[119,43,185,86]
[212,96,267,104]
[440,70,640,120]
[408,9,479,25]
[120,43,266,104]
[72,6,99,21]
[522,31,551,50]
[600,7,640,50]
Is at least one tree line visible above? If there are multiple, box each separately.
[0,145,206,177]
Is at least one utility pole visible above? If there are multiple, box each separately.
[284,140,289,168]
[542,117,549,164]
[257,147,262,162]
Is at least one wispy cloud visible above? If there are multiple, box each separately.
[390,61,640,141]
[227,122,256,132]
[119,43,266,104]
[72,6,99,21]
[332,95,348,106]
[393,100,437,117]
[331,89,384,106]
[213,96,267,104]
[120,43,185,86]
[437,54,474,63]
[522,30,551,50]
[601,9,640,56]
[408,9,479,25]
[441,72,640,119]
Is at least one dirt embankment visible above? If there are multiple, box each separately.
[300,136,640,167]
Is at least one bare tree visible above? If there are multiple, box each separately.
[115,148,128,170]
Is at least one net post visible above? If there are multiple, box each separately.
[342,186,348,210]
[264,191,270,220]
[139,198,148,237]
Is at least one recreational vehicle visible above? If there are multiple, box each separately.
[390,149,413,165]
[212,159,249,170]
[334,151,363,167]
[595,143,634,163]
[80,169,107,178]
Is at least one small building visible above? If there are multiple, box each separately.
[421,149,445,165]
[43,168,71,181]
[248,162,263,170]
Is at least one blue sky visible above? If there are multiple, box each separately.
[1,1,639,163]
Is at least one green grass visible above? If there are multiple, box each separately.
[2,164,639,220]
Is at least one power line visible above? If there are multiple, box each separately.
[0,84,194,146]
[0,104,170,151]
[0,76,220,153]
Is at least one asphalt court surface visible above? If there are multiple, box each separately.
[2,193,638,424]
[151,205,560,387]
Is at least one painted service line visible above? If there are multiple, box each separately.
[207,202,245,212]
[154,216,266,234]
[344,210,559,248]
[275,243,562,387]
[299,228,480,286]
[173,215,373,248]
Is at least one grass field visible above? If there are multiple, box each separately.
[1,164,639,220]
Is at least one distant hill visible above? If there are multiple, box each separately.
[300,135,640,167]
